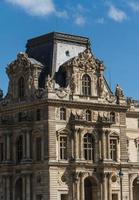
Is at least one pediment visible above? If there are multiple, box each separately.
[62,48,104,72]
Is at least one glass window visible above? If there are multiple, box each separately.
[16,136,23,163]
[36,137,42,161]
[110,112,115,123]
[18,77,25,99]
[36,109,41,121]
[84,133,94,161]
[60,108,66,120]
[60,136,67,160]
[61,194,68,200]
[82,74,91,96]
[110,139,117,161]
[85,110,91,121]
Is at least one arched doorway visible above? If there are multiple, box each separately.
[133,177,139,200]
[84,177,98,200]
[15,178,23,200]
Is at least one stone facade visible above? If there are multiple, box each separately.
[0,32,139,200]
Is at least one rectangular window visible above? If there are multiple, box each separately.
[61,194,68,200]
[60,136,67,160]
[36,109,41,121]
[112,194,118,200]
[36,138,42,161]
[0,143,4,162]
[110,139,117,161]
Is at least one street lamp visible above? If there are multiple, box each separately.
[119,165,124,200]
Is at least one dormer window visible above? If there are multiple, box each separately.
[18,77,25,99]
[82,74,91,96]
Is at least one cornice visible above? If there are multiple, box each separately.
[0,99,128,113]
[0,98,128,113]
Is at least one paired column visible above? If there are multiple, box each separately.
[22,174,32,200]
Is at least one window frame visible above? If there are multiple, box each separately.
[18,76,25,99]
[59,135,68,160]
[85,110,92,121]
[110,137,117,161]
[82,74,91,96]
[60,108,66,121]
[83,133,94,161]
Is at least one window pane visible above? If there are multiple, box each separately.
[36,109,41,121]
[82,74,91,96]
[60,136,67,160]
[18,77,25,99]
[110,139,117,161]
[60,108,66,120]
[84,133,94,161]
[61,194,68,200]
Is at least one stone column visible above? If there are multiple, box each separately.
[26,175,31,200]
[75,130,79,160]
[80,173,84,200]
[108,173,112,200]
[22,176,26,200]
[26,132,31,160]
[23,134,26,160]
[102,132,106,160]
[103,173,108,200]
[6,176,10,200]
[6,135,11,161]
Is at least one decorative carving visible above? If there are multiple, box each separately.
[115,84,125,104]
[56,88,68,98]
[64,48,96,71]
[35,88,45,99]
[70,73,76,93]
[6,52,31,75]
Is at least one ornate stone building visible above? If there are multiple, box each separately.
[0,32,139,200]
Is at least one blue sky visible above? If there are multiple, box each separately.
[0,0,139,99]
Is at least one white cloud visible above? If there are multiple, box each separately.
[75,15,86,26]
[108,5,127,22]
[95,18,105,24]
[5,0,67,17]
[128,2,139,12]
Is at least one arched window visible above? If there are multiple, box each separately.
[16,135,23,163]
[60,108,66,120]
[18,77,25,99]
[82,74,91,96]
[85,110,91,121]
[83,133,94,161]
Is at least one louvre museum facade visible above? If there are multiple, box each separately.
[0,32,139,200]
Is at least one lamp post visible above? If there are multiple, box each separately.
[119,165,124,200]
